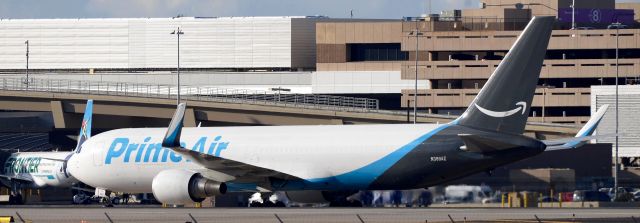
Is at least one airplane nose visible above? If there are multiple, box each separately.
[67,154,81,177]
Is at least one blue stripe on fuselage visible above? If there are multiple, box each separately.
[285,123,452,190]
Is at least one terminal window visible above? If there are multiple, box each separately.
[347,43,408,62]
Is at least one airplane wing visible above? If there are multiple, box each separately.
[39,157,66,162]
[71,185,97,193]
[161,103,302,187]
[0,173,33,182]
[543,104,611,151]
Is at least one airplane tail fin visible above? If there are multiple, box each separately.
[162,103,186,149]
[73,100,93,154]
[456,16,555,135]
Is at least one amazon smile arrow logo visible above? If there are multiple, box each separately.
[475,101,527,118]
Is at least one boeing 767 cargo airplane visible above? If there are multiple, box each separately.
[67,16,610,205]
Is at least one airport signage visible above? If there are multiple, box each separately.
[558,8,634,24]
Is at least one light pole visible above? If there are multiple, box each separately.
[571,0,576,30]
[542,87,546,122]
[537,85,555,123]
[170,27,184,105]
[613,21,621,201]
[24,40,29,87]
[410,19,424,124]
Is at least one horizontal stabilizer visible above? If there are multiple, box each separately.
[545,134,616,151]
[458,134,522,153]
[544,134,615,147]
[0,174,32,182]
[575,104,609,138]
[543,105,610,151]
[40,157,66,162]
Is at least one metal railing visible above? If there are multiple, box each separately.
[0,77,379,112]
[0,77,585,130]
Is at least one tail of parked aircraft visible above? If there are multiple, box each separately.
[457,16,555,135]
[74,100,93,154]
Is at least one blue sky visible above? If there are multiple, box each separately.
[0,0,638,19]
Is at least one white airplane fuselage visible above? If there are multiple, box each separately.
[68,124,442,193]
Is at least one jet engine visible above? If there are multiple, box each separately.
[151,169,226,204]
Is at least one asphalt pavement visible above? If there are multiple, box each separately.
[0,207,639,223]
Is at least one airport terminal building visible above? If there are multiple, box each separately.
[315,0,640,124]
[1,0,640,198]
[0,1,638,123]
[0,16,319,71]
[4,0,637,124]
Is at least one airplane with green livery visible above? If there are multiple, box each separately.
[0,100,94,203]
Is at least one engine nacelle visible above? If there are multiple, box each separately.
[152,169,227,204]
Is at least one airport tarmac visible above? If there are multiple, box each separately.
[0,207,639,223]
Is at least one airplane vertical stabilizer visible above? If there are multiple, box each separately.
[74,100,93,154]
[457,16,554,134]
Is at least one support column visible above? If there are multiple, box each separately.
[50,101,73,129]
[184,108,197,127]
[329,119,344,125]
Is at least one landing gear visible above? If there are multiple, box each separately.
[8,183,24,205]
[101,196,120,207]
[329,199,362,207]
[85,188,119,207]
[248,193,287,207]
[327,191,363,207]
[73,192,92,204]
[8,193,23,205]
[249,201,263,207]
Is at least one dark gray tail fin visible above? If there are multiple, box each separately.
[457,16,554,134]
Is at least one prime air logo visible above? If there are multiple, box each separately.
[474,101,527,118]
[105,136,230,164]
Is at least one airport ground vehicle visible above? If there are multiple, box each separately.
[598,187,638,201]
[66,17,611,206]
[538,196,560,202]
[633,191,640,201]
[573,190,611,202]
[444,185,492,204]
